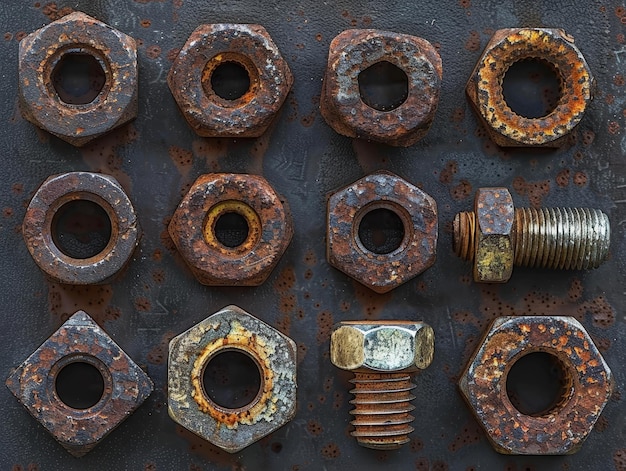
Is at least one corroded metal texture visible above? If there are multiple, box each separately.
[168,173,293,286]
[168,24,293,137]
[18,11,137,147]
[22,172,140,285]
[320,29,442,146]
[327,171,438,293]
[458,316,613,455]
[168,305,297,453]
[466,28,594,147]
[5,311,153,457]
[331,321,434,450]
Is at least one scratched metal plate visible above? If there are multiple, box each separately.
[1,1,625,469]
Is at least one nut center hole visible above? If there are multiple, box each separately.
[214,212,250,248]
[358,208,405,255]
[209,61,251,101]
[51,199,112,259]
[506,351,572,417]
[358,61,409,111]
[52,52,106,105]
[55,361,105,410]
[501,58,562,119]
[203,350,262,409]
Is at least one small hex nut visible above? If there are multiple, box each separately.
[22,172,141,285]
[466,28,594,147]
[168,305,297,453]
[327,171,438,293]
[321,29,442,146]
[19,11,138,146]
[168,24,293,137]
[459,316,613,455]
[5,311,153,457]
[168,173,293,286]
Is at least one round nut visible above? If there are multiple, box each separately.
[168,305,297,453]
[466,28,594,147]
[22,172,140,285]
[320,29,442,147]
[459,316,613,455]
[168,173,293,286]
[167,24,293,137]
[18,11,138,146]
[327,171,438,293]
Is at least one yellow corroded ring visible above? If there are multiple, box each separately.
[203,200,262,257]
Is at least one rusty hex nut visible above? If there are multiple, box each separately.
[22,172,141,285]
[327,171,438,293]
[466,28,594,147]
[168,24,293,137]
[320,29,442,147]
[6,311,153,457]
[168,305,297,453]
[459,316,613,455]
[18,12,138,146]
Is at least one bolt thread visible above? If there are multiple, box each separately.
[349,372,416,450]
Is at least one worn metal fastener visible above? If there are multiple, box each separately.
[168,305,297,453]
[466,28,594,147]
[321,29,442,146]
[453,187,610,283]
[19,11,137,146]
[459,316,613,454]
[6,311,153,457]
[331,321,434,450]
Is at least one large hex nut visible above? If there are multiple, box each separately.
[320,29,442,147]
[459,316,613,455]
[168,173,293,286]
[466,28,594,147]
[22,172,140,285]
[327,171,438,293]
[168,24,293,137]
[168,305,297,453]
[6,311,153,457]
[19,11,137,146]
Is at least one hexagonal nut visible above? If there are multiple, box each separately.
[320,29,442,147]
[330,321,434,372]
[473,187,514,283]
[327,171,438,293]
[458,316,613,455]
[168,24,293,137]
[19,11,137,146]
[168,305,297,453]
[466,28,594,147]
[168,173,292,286]
[22,172,140,285]
[5,311,153,457]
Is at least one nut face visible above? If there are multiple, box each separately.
[22,172,140,285]
[168,305,297,453]
[5,311,153,457]
[168,24,293,137]
[320,29,442,146]
[458,316,613,455]
[168,173,293,286]
[466,28,594,147]
[327,171,438,293]
[19,11,138,146]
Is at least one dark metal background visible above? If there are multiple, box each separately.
[1,1,625,469]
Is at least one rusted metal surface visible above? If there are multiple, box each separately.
[466,28,594,147]
[168,24,293,137]
[330,321,434,450]
[168,305,297,453]
[5,311,153,457]
[458,316,613,455]
[168,173,293,286]
[18,11,137,147]
[320,29,442,146]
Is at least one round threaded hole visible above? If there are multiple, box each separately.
[51,200,112,259]
[51,52,106,105]
[358,208,405,255]
[209,61,251,101]
[358,61,409,111]
[55,361,105,410]
[203,350,262,409]
[502,58,562,118]
[214,212,249,248]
